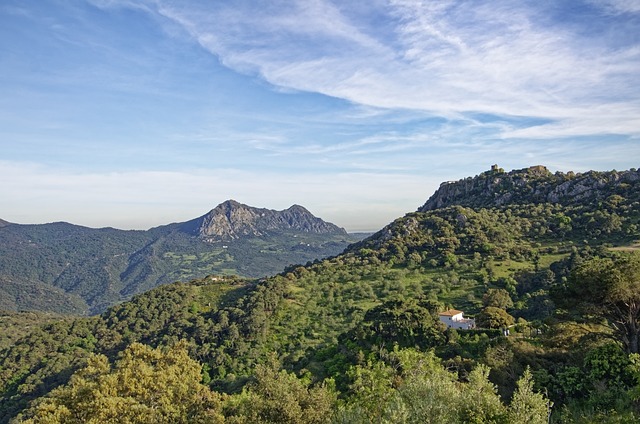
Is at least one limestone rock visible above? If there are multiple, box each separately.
[181,200,347,241]
[419,166,640,212]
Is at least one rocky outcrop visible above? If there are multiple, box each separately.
[181,200,347,241]
[419,165,640,212]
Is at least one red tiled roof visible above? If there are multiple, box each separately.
[438,309,463,316]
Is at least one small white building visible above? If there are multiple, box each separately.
[438,309,475,330]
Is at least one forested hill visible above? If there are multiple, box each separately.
[350,165,638,261]
[0,201,361,315]
[2,166,640,423]
[420,165,640,211]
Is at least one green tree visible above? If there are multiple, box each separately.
[508,367,550,424]
[20,341,224,424]
[224,358,336,424]
[361,298,445,349]
[580,343,635,410]
[477,307,515,329]
[568,253,640,353]
[482,289,514,310]
[341,360,397,422]
[337,349,502,423]
[459,364,508,423]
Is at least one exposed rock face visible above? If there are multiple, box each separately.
[181,200,347,241]
[419,166,640,212]
[0,219,10,228]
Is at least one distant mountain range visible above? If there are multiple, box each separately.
[0,200,363,315]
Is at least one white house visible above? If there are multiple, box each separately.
[438,309,475,330]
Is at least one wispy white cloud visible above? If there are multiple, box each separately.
[124,0,640,139]
[3,1,639,231]
[592,0,640,14]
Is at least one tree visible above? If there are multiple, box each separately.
[20,341,224,424]
[568,253,640,353]
[477,307,515,329]
[482,288,514,310]
[361,298,445,349]
[508,367,550,424]
[337,348,552,423]
[341,359,397,422]
[578,343,636,410]
[224,358,336,424]
[460,364,508,423]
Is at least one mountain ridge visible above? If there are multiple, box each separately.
[179,200,347,241]
[347,165,639,262]
[419,165,640,212]
[0,200,361,315]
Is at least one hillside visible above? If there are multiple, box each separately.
[355,166,639,263]
[1,166,639,423]
[0,201,362,315]
[0,276,87,315]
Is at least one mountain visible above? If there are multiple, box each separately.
[351,165,639,264]
[420,164,640,211]
[179,200,347,241]
[0,201,362,315]
[2,166,639,423]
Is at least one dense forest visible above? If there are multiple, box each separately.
[1,166,639,423]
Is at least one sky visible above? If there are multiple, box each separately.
[1,0,639,232]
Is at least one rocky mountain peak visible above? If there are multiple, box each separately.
[286,204,308,213]
[419,165,640,212]
[181,200,347,241]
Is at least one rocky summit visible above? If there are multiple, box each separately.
[419,165,640,211]
[181,200,347,241]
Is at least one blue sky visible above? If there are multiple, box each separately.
[1,0,639,232]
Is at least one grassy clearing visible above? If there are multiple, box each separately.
[537,252,569,268]
[489,259,532,279]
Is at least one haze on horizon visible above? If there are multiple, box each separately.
[1,1,639,232]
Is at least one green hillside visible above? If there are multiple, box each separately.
[1,166,639,423]
[0,203,362,315]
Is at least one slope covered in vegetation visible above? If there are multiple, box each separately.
[0,202,362,315]
[2,166,639,423]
